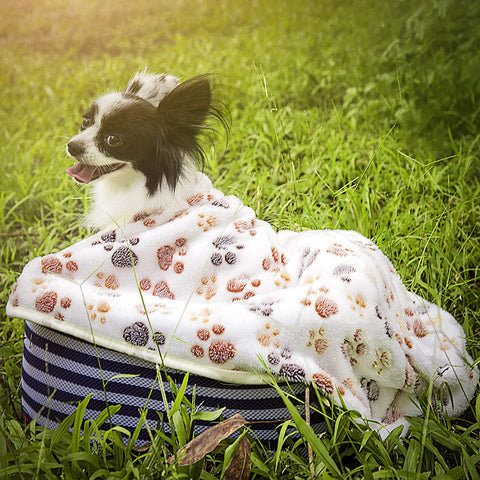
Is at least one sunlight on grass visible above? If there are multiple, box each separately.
[0,0,479,478]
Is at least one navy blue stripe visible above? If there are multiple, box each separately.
[25,323,293,393]
[23,340,295,411]
[22,388,160,444]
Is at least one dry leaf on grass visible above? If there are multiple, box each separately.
[168,413,249,466]
[224,435,251,480]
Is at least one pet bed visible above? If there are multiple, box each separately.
[7,172,478,441]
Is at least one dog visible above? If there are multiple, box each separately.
[66,70,224,229]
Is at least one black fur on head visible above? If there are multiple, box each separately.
[103,75,227,195]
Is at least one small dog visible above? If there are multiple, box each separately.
[66,70,223,229]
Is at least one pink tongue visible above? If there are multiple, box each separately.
[66,163,98,184]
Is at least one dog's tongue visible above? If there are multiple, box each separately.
[66,163,97,184]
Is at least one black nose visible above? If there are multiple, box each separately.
[67,140,85,157]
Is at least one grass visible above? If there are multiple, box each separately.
[0,0,479,478]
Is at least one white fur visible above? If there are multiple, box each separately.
[85,162,198,230]
[125,70,179,107]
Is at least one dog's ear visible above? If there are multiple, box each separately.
[124,70,179,107]
[152,77,214,190]
[157,77,213,136]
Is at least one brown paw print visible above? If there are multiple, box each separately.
[196,275,217,300]
[312,372,335,395]
[41,253,79,276]
[197,213,218,232]
[34,289,73,322]
[326,243,354,257]
[348,292,367,317]
[210,235,244,266]
[94,271,120,290]
[234,219,257,236]
[262,247,287,272]
[371,348,392,376]
[227,274,261,301]
[157,238,188,273]
[86,300,111,323]
[190,321,236,364]
[306,326,329,355]
[152,281,175,300]
[257,320,281,348]
[341,328,367,366]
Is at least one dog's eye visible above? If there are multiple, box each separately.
[81,117,92,130]
[105,134,122,147]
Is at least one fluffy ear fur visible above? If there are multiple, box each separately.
[124,70,179,107]
[147,76,223,194]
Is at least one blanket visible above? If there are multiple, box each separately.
[7,172,478,430]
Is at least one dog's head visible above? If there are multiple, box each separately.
[66,70,221,195]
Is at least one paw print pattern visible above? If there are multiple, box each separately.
[262,247,287,272]
[86,300,111,324]
[298,247,320,278]
[41,253,79,276]
[313,372,335,395]
[157,238,188,274]
[333,264,356,282]
[371,348,392,376]
[348,292,367,317]
[196,275,218,300]
[306,327,329,355]
[187,192,214,206]
[360,378,380,401]
[189,308,212,323]
[123,321,149,346]
[226,274,261,301]
[249,300,276,317]
[111,246,139,268]
[262,247,290,288]
[279,363,305,382]
[152,281,175,300]
[197,213,218,232]
[33,287,72,322]
[341,329,367,366]
[132,209,163,227]
[210,235,244,266]
[94,272,120,290]
[326,243,354,257]
[91,231,139,268]
[257,320,281,348]
[190,320,236,364]
[234,219,257,236]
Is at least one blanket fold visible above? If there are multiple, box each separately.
[7,173,478,427]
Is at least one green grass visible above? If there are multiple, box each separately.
[1,0,479,478]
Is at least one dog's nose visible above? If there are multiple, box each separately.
[67,140,85,157]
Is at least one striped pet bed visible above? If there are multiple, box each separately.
[22,321,327,447]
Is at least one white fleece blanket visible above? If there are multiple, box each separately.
[7,173,478,428]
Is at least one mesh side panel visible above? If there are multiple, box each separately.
[22,321,327,446]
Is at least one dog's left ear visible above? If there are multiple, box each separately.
[157,76,213,138]
[152,77,215,190]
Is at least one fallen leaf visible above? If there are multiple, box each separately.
[168,413,249,465]
[224,436,251,480]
